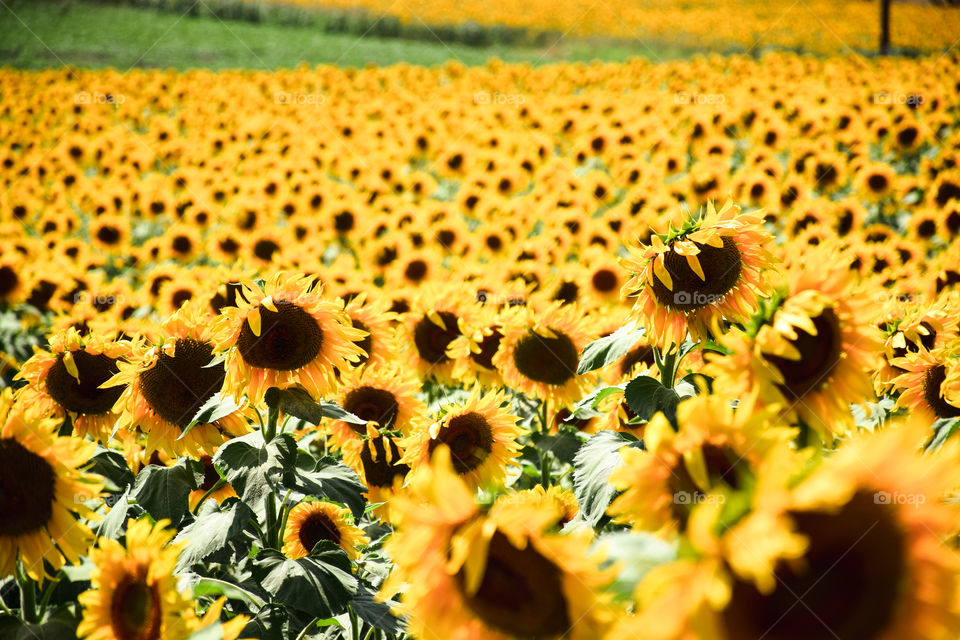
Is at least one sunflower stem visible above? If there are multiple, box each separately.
[265,492,278,550]
[540,450,552,487]
[540,399,550,435]
[15,561,37,624]
[349,606,360,640]
[264,403,280,442]
[276,489,293,550]
[192,478,227,515]
[36,570,61,619]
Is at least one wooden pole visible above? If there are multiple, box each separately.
[880,0,891,55]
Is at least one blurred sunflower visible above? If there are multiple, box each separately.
[620,200,777,348]
[217,273,366,403]
[608,390,795,536]
[383,447,613,640]
[107,303,248,458]
[401,390,522,489]
[282,501,367,561]
[0,388,101,581]
[493,303,595,405]
[16,327,128,442]
[890,343,960,421]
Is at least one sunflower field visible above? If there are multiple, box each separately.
[3,7,960,640]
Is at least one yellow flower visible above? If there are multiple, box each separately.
[282,501,368,561]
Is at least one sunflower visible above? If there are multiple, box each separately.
[402,289,468,383]
[341,424,411,521]
[77,519,195,640]
[15,327,128,442]
[890,344,960,422]
[326,366,424,452]
[339,292,400,370]
[107,303,249,459]
[715,416,960,640]
[187,454,237,512]
[382,447,614,640]
[400,390,522,489]
[493,302,596,406]
[446,303,505,389]
[707,245,883,440]
[620,199,778,348]
[282,500,368,561]
[608,390,796,536]
[875,297,958,393]
[0,388,101,581]
[217,273,366,404]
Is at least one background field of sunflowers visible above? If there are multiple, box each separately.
[2,1,960,639]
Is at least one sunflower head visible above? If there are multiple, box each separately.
[282,501,368,561]
[620,199,778,348]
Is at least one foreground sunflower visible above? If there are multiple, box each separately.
[400,390,522,489]
[493,302,595,406]
[282,501,368,561]
[107,303,249,458]
[608,390,796,536]
[707,244,882,439]
[614,417,960,640]
[383,447,614,640]
[620,199,778,348]
[77,519,192,640]
[15,328,128,442]
[217,273,366,403]
[0,388,101,581]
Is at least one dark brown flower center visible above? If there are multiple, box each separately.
[721,490,906,640]
[350,319,373,367]
[298,510,341,553]
[591,268,619,293]
[867,173,889,192]
[765,308,842,400]
[343,386,399,432]
[456,530,570,637]
[649,236,743,312]
[412,311,460,365]
[237,301,323,371]
[667,443,741,528]
[0,438,56,536]
[45,350,123,415]
[924,365,960,419]
[428,412,493,474]
[471,329,503,370]
[110,575,163,640]
[360,435,410,488]
[620,343,655,377]
[0,265,19,297]
[198,455,221,491]
[512,329,579,386]
[139,338,226,428]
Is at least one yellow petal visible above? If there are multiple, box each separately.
[261,296,278,312]
[427,310,446,330]
[63,351,80,382]
[683,448,711,493]
[686,254,706,281]
[653,254,673,291]
[247,307,261,337]
[673,240,701,256]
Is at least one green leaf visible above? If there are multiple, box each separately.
[569,384,625,419]
[186,622,222,640]
[0,608,78,640]
[175,498,254,571]
[624,375,680,426]
[350,582,404,634]
[264,386,365,426]
[214,432,296,514]
[86,447,134,492]
[98,487,130,540]
[573,430,643,528]
[133,460,196,525]
[254,544,358,619]
[927,418,960,453]
[283,457,367,520]
[529,430,583,465]
[193,578,266,609]
[181,393,246,441]
[577,323,643,375]
[598,531,677,601]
